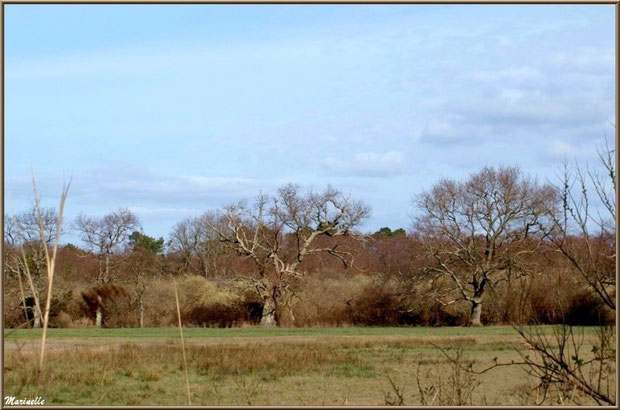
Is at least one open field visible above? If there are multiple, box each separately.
[3,326,615,406]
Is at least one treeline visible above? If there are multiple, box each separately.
[3,227,613,329]
[4,146,615,329]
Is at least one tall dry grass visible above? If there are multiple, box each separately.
[31,172,71,383]
[174,281,192,405]
[8,171,71,385]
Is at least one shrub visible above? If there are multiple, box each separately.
[141,276,241,326]
[564,289,615,326]
[421,303,468,327]
[349,286,402,326]
[50,311,72,328]
[67,317,94,329]
[183,300,258,327]
[292,274,374,327]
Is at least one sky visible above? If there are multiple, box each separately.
[4,4,616,243]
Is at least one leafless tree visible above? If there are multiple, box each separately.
[73,208,139,326]
[462,139,616,405]
[168,212,226,277]
[5,206,61,245]
[4,206,62,328]
[545,139,615,310]
[127,247,158,328]
[497,138,616,405]
[207,183,370,326]
[414,166,557,326]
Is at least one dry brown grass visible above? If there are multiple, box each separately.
[3,330,614,406]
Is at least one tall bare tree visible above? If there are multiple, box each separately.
[168,212,226,277]
[414,166,557,326]
[73,207,139,326]
[208,184,370,326]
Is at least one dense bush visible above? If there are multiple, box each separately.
[291,274,372,327]
[349,287,401,326]
[564,289,615,326]
[183,300,263,327]
[5,270,613,328]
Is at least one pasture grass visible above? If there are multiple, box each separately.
[7,324,597,339]
[3,326,614,405]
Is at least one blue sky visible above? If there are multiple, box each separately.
[4,4,616,242]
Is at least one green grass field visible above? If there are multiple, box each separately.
[3,326,614,406]
[5,325,546,339]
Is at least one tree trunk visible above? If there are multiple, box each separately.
[139,298,145,328]
[470,276,487,326]
[104,255,111,284]
[199,255,209,278]
[95,295,103,327]
[470,300,483,327]
[95,307,103,327]
[33,307,42,328]
[260,289,278,327]
[288,308,296,326]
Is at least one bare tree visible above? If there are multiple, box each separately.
[5,206,61,245]
[4,206,62,328]
[463,139,616,405]
[497,139,616,405]
[126,231,162,328]
[545,140,616,310]
[73,208,139,326]
[414,166,557,326]
[208,183,370,326]
[168,212,226,277]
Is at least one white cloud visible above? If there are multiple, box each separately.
[4,164,286,213]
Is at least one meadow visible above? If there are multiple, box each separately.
[4,326,614,406]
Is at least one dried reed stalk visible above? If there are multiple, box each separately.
[30,171,71,384]
[174,281,192,405]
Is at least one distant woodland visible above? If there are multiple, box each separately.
[4,142,615,330]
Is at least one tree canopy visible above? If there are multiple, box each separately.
[129,231,165,254]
